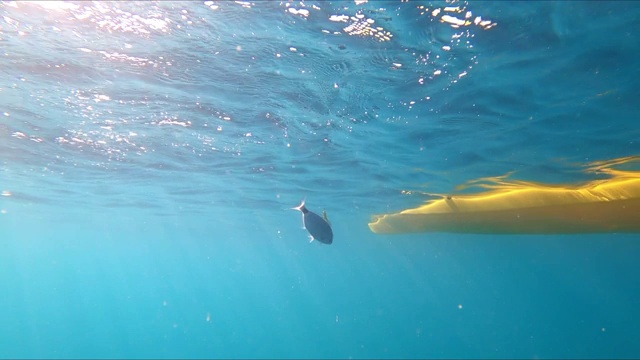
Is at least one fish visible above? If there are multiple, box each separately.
[293,199,333,244]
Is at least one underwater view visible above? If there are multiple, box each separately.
[1,1,640,358]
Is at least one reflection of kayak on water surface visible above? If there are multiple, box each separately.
[369,156,640,235]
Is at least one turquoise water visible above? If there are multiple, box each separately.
[1,1,640,358]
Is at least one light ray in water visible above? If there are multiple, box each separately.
[369,156,640,235]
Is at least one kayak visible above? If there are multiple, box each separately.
[368,162,640,235]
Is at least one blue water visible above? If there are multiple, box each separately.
[1,1,640,358]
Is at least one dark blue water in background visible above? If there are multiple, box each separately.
[1,1,639,358]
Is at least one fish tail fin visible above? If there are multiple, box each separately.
[291,197,306,212]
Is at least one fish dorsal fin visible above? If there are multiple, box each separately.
[323,209,331,226]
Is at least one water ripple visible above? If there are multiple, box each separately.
[1,0,638,214]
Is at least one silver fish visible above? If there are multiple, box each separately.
[293,199,333,244]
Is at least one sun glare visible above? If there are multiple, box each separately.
[23,1,79,12]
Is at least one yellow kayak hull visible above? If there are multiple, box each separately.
[369,177,640,234]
